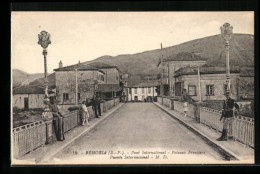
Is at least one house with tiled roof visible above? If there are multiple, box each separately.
[174,66,242,101]
[13,84,55,110]
[53,61,122,104]
[157,51,254,102]
[157,52,206,96]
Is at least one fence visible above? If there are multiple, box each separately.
[13,98,120,158]
[156,96,254,148]
[162,97,171,108]
[12,120,46,158]
[63,111,80,133]
[157,96,163,105]
[173,100,183,113]
[200,107,254,148]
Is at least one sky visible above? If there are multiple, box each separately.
[11,12,254,74]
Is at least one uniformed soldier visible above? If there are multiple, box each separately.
[217,91,239,141]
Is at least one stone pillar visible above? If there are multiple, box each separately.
[170,99,174,110]
[42,98,54,144]
[194,102,202,123]
[45,120,53,143]
[197,66,202,102]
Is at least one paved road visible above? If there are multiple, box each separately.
[52,103,224,164]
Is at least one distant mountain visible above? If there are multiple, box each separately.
[12,69,44,88]
[83,34,254,85]
[13,34,254,87]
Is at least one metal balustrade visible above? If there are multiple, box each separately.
[157,97,254,148]
[13,120,46,158]
[200,107,254,148]
[63,111,79,133]
[12,98,120,158]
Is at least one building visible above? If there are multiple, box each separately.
[13,73,56,109]
[13,85,55,109]
[157,51,254,102]
[174,66,241,101]
[53,61,122,104]
[157,52,206,96]
[125,82,158,102]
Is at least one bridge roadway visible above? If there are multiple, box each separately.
[51,103,224,164]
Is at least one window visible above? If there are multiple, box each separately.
[206,85,214,96]
[134,88,137,94]
[77,93,81,100]
[142,88,144,93]
[129,88,131,94]
[63,93,69,101]
[188,86,196,96]
[98,74,104,81]
[148,87,151,93]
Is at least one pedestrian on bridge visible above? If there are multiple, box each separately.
[48,96,65,141]
[217,91,239,141]
[80,101,90,126]
[92,93,101,118]
[183,99,188,117]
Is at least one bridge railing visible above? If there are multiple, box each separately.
[200,107,254,148]
[63,111,80,133]
[156,96,254,148]
[12,120,46,158]
[157,96,163,105]
[12,98,120,158]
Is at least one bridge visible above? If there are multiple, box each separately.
[13,99,254,164]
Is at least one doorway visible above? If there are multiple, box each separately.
[24,97,29,110]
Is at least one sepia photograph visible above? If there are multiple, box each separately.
[11,11,255,165]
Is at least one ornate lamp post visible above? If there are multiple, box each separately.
[38,31,53,143]
[220,23,233,94]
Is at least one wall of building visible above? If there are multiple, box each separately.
[127,87,157,101]
[55,71,104,104]
[159,61,206,96]
[175,73,240,101]
[100,68,119,84]
[13,94,45,109]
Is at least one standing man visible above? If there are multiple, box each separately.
[92,93,101,118]
[48,96,65,141]
[92,94,98,118]
[217,91,239,141]
[96,92,102,117]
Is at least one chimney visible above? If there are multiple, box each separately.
[59,60,63,68]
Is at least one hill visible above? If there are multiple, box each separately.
[13,34,254,87]
[84,34,254,85]
[12,69,44,88]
